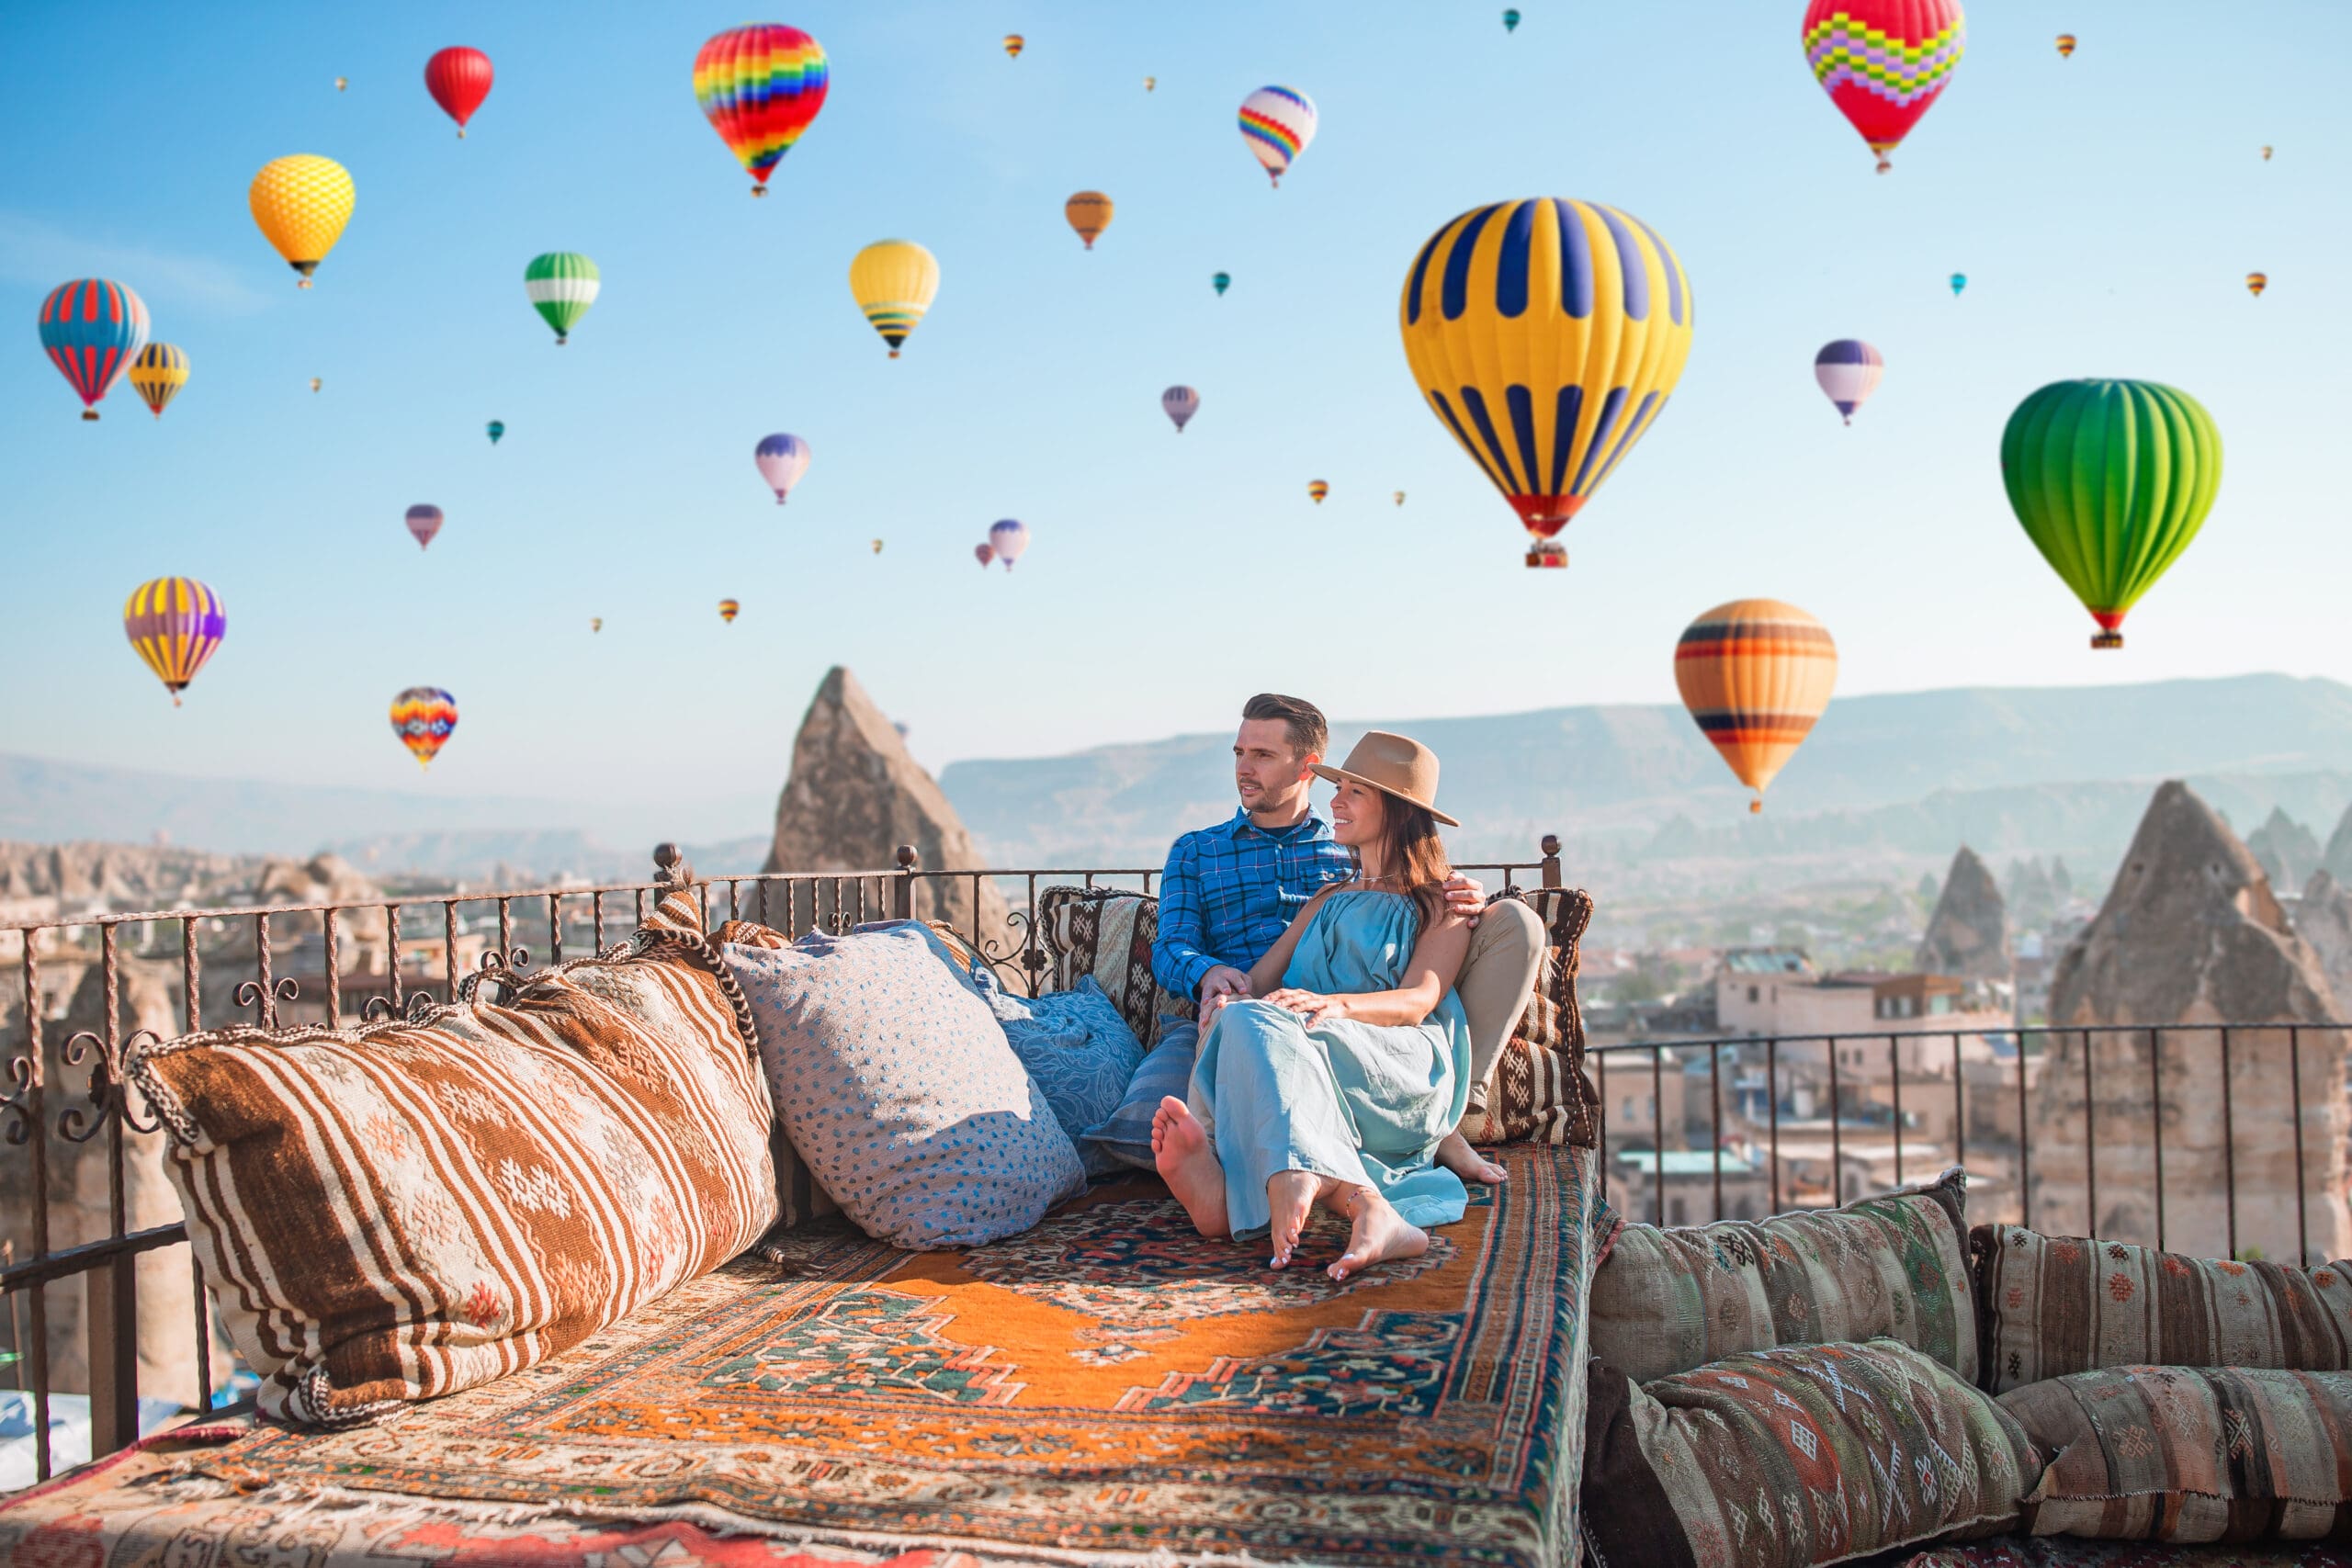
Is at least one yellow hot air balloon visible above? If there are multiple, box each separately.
[310,377,322,392]
[871,538,884,554]
[1673,599,1838,813]
[249,155,355,288]
[1399,198,1694,569]
[591,616,603,633]
[1065,191,1114,251]
[334,75,348,91]
[2054,32,2076,57]
[2262,144,2274,162]
[1002,33,1023,58]
[2246,271,2268,298]
[128,344,189,419]
[1144,75,1156,91]
[1394,491,1406,506]
[849,239,939,359]
[1308,479,1329,503]
[718,598,740,624]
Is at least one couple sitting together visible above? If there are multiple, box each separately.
[1085,694,1545,1282]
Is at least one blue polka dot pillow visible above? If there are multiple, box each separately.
[722,926,1084,1249]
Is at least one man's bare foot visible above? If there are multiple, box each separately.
[1266,1169,1325,1268]
[1152,1096,1229,1237]
[1435,1131,1508,1185]
[1329,1189,1429,1281]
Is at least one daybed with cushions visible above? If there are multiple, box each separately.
[0,883,1611,1568]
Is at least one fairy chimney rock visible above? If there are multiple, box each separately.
[1916,845,2008,980]
[764,667,1010,942]
[2298,870,2352,1019]
[2031,780,2348,1258]
[2248,807,2324,892]
[2322,802,2352,885]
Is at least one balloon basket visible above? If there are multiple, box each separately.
[752,186,768,197]
[2092,630,2123,650]
[1749,798,1762,814]
[457,128,467,140]
[297,277,312,289]
[1524,542,1568,570]
[81,410,98,422]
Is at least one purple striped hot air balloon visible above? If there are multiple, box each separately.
[122,577,226,705]
[405,504,445,549]
[988,518,1029,571]
[754,432,810,503]
[38,278,150,420]
[1161,385,1199,434]
[1813,340,1885,425]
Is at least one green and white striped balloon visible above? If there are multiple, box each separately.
[524,252,599,344]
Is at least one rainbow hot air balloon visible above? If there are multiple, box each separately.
[694,25,830,196]
[123,578,225,706]
[2054,32,2075,57]
[1504,8,1522,31]
[1675,600,1838,812]
[1398,197,1695,568]
[390,687,458,769]
[1003,34,1023,58]
[1803,0,1965,174]
[424,47,493,136]
[127,343,187,418]
[975,543,994,568]
[37,278,149,420]
[2246,272,2267,299]
[1814,340,1884,424]
[718,598,741,623]
[755,433,810,503]
[1065,191,1114,250]
[850,240,939,358]
[1213,271,1231,297]
[1238,86,1317,186]
[1307,479,1329,504]
[405,504,444,550]
[988,518,1028,570]
[249,155,355,287]
[526,252,598,344]
[1162,385,1199,433]
[1950,272,1967,297]
[486,419,504,445]
[2002,379,2222,650]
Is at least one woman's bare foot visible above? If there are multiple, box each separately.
[1266,1169,1326,1268]
[1329,1188,1429,1281]
[1435,1131,1508,1185]
[1152,1096,1229,1237]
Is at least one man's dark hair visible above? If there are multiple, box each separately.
[1241,693,1328,761]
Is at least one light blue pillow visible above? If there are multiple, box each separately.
[1080,1018,1200,1173]
[993,977,1144,1178]
[722,927,1083,1249]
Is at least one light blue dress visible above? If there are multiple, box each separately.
[1186,887,1472,1240]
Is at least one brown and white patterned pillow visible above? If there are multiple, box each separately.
[129,891,777,1427]
[1462,886,1597,1148]
[1035,886,1189,1047]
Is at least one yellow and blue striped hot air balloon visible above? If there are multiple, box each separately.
[128,344,189,418]
[1398,198,1693,568]
[849,239,939,359]
[123,577,226,706]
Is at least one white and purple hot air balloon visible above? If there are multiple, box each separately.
[988,518,1029,571]
[405,504,444,550]
[1813,340,1885,426]
[754,433,811,504]
[1161,385,1200,434]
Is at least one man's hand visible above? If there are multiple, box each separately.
[1197,964,1251,1031]
[1441,872,1487,928]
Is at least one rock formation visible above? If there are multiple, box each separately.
[763,668,1011,950]
[1916,845,2008,980]
[2321,802,2352,885]
[2248,807,2323,892]
[2299,871,2352,1016]
[2031,780,2348,1259]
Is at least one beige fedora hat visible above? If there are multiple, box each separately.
[1311,730,1459,827]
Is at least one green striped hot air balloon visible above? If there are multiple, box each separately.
[524,252,599,344]
[2001,379,2222,650]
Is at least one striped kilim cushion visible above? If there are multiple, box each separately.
[128,891,776,1427]
[1035,886,1190,1047]
[1462,885,1599,1147]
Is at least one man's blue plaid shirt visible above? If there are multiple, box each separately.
[1151,808,1355,1000]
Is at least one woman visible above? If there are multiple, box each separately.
[1152,730,1507,1280]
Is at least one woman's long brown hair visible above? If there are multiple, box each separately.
[1350,791,1453,931]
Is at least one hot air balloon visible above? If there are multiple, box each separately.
[2001,379,2221,650]
[1065,191,1114,250]
[1394,491,1407,506]
[1674,600,1838,812]
[1213,271,1231,297]
[486,419,504,445]
[424,47,493,136]
[249,155,355,287]
[975,543,994,568]
[1162,385,1199,433]
[390,688,458,769]
[1814,340,1884,425]
[2262,144,2274,161]
[1504,8,1521,30]
[334,76,348,91]
[1951,272,1967,297]
[2054,33,2076,57]
[870,538,883,555]
[1003,34,1023,58]
[1238,86,1317,187]
[2246,272,2268,299]
[718,598,741,623]
[1307,479,1329,504]
[127,344,187,418]
[1398,197,1695,568]
[526,252,598,344]
[310,377,322,392]
[123,578,225,706]
[404,504,444,550]
[694,25,830,196]
[591,616,603,633]
[37,278,149,420]
[1803,0,1965,174]
[755,433,810,503]
[850,240,939,358]
[988,519,1029,570]
[1144,75,1156,91]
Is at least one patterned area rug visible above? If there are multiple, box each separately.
[1894,1542,2352,1568]
[0,1145,1597,1568]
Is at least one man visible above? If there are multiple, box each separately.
[1083,693,1542,1171]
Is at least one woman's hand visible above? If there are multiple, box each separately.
[1262,988,1348,1029]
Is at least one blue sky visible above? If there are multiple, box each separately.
[3,0,2346,834]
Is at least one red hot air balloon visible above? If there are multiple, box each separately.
[1803,0,1965,174]
[975,543,994,568]
[424,48,493,137]
[405,504,444,550]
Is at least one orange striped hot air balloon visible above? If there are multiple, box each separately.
[1673,599,1838,812]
